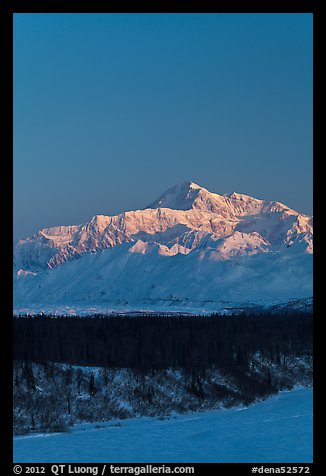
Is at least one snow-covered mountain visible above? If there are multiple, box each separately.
[14,182,313,314]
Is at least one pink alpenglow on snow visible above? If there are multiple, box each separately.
[14,182,313,314]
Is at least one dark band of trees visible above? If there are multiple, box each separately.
[13,313,312,371]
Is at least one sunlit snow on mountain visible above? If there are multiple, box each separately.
[14,182,313,314]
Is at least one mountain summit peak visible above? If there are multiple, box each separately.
[184,181,202,189]
[146,181,206,210]
[14,180,313,312]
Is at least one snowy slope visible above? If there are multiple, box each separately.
[14,182,313,313]
[14,387,313,463]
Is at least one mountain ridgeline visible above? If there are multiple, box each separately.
[14,182,313,314]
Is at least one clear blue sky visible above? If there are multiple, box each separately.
[14,13,313,241]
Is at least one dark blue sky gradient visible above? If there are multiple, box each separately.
[14,13,312,240]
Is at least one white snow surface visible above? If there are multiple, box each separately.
[14,182,313,313]
[14,387,313,463]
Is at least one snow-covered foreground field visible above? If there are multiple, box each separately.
[14,387,312,463]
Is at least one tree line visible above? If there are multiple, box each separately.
[13,312,312,372]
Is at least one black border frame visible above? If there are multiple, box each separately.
[1,1,320,473]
